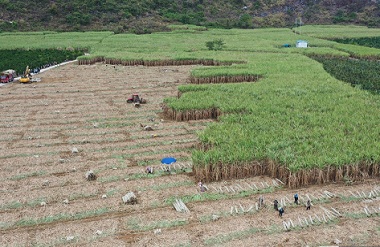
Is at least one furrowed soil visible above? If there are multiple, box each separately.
[0,63,379,247]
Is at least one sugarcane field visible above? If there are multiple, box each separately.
[1,25,380,246]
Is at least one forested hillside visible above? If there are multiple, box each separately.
[0,0,379,33]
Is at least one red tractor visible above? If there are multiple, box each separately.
[127,94,147,107]
[0,69,16,83]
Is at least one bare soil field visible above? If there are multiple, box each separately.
[0,63,379,247]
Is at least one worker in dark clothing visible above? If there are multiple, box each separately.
[294,193,299,204]
[274,199,279,211]
[258,195,264,208]
[306,200,311,210]
[133,94,140,103]
[278,207,284,217]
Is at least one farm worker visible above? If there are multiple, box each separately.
[258,195,264,208]
[274,199,279,211]
[200,185,206,192]
[133,94,140,103]
[278,207,284,217]
[198,181,206,192]
[164,165,171,172]
[146,166,153,174]
[294,193,299,204]
[306,200,311,210]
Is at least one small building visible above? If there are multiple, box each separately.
[296,40,308,48]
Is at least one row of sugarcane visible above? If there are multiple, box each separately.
[192,160,380,188]
[162,105,221,121]
[310,55,380,93]
[189,74,262,84]
[334,36,380,49]
[77,56,236,66]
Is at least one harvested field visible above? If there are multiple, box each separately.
[0,63,379,247]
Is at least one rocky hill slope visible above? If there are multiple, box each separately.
[0,0,379,33]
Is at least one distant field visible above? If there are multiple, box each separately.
[0,31,112,50]
[293,25,380,39]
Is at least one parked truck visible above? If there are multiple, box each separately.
[0,69,16,83]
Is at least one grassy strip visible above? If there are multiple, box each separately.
[106,146,194,158]
[0,192,99,211]
[345,211,380,219]
[138,181,194,192]
[98,167,192,183]
[0,197,46,211]
[82,135,197,154]
[10,171,46,181]
[204,226,262,246]
[127,218,188,231]
[0,143,193,161]
[1,207,110,230]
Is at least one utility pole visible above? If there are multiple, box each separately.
[295,17,303,34]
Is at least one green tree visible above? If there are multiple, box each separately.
[205,39,225,51]
[238,14,253,28]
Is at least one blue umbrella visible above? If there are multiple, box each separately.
[161,157,176,165]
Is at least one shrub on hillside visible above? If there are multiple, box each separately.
[205,39,225,51]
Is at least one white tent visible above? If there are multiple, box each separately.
[296,40,308,48]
